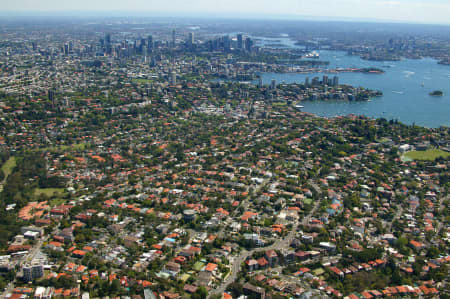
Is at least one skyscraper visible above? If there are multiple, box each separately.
[223,35,231,52]
[188,32,195,49]
[271,79,276,90]
[104,33,112,54]
[245,37,253,52]
[237,34,243,49]
[105,33,112,54]
[63,43,69,55]
[172,29,176,48]
[105,33,111,44]
[147,35,153,50]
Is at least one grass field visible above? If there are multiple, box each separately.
[34,188,65,198]
[50,198,66,206]
[37,143,88,152]
[304,198,313,205]
[403,149,450,161]
[1,156,16,180]
[132,78,153,84]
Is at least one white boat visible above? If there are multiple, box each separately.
[392,91,404,94]
[304,51,319,59]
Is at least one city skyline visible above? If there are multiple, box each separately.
[1,0,450,25]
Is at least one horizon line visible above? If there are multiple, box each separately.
[0,10,449,26]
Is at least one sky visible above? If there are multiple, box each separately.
[1,0,450,25]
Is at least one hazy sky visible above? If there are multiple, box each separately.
[2,0,450,25]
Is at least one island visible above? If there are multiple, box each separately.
[359,67,385,74]
[429,90,443,96]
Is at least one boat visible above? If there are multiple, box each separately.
[295,104,304,110]
[421,82,424,87]
[304,51,319,59]
[392,91,404,94]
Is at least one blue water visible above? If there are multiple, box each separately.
[258,50,450,128]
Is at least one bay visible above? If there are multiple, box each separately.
[258,50,450,128]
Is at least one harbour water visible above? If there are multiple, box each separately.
[254,42,449,127]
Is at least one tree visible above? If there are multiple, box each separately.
[391,269,402,285]
[110,279,121,295]
[427,246,440,259]
[0,276,6,291]
[227,282,243,297]
[395,236,408,249]
[56,275,76,289]
[192,286,208,299]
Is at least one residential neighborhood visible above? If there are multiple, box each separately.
[0,16,449,299]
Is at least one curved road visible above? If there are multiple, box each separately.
[209,192,321,298]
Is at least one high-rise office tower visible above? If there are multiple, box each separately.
[237,34,243,49]
[63,44,69,55]
[105,33,112,55]
[223,35,231,52]
[147,35,153,50]
[138,38,146,55]
[188,32,195,49]
[172,29,176,48]
[245,37,253,52]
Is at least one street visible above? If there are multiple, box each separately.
[209,187,321,298]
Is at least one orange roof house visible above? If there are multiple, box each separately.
[205,263,218,272]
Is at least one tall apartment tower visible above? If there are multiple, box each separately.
[170,72,177,85]
[333,76,339,87]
